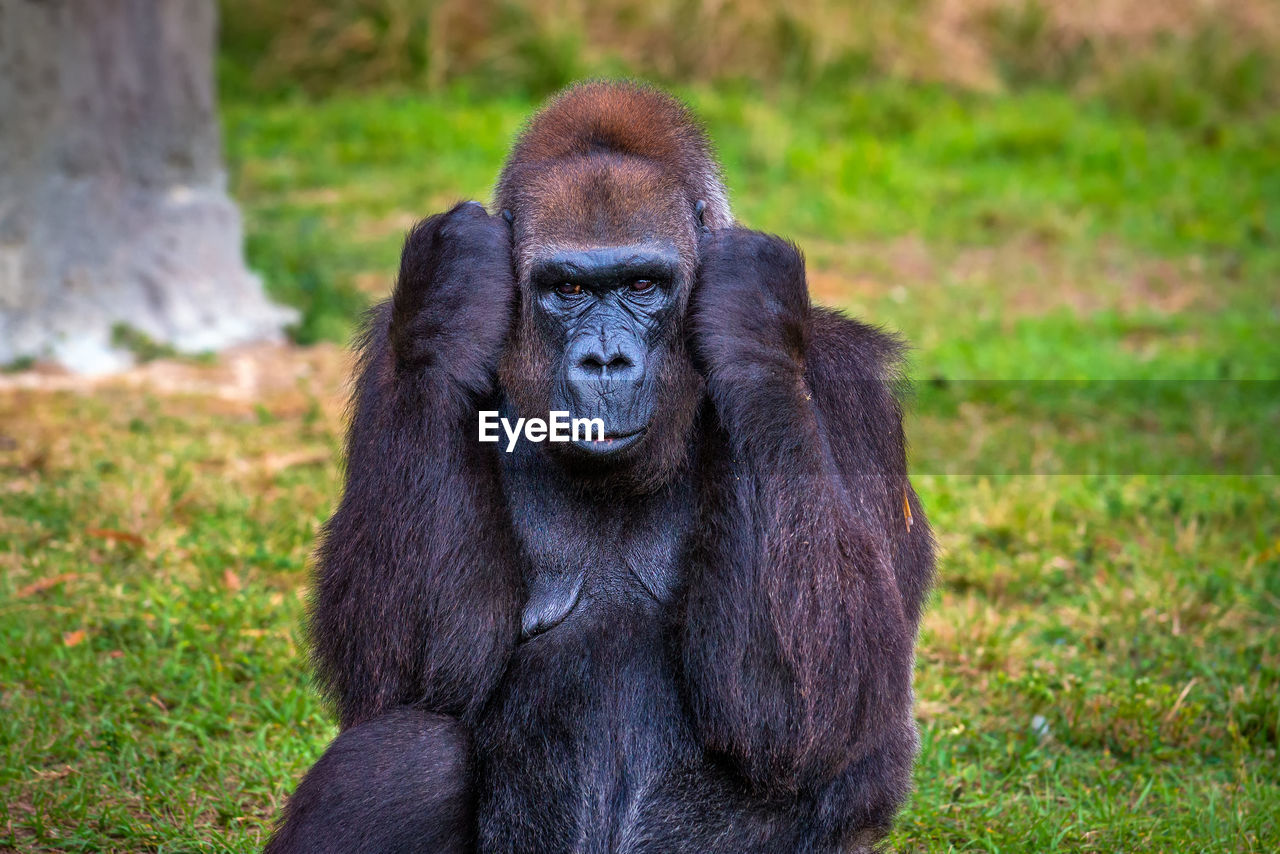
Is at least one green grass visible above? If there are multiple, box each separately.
[2,81,1278,851]
[222,84,1280,373]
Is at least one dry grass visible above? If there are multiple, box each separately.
[219,0,1280,102]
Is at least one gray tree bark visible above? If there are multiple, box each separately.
[0,0,294,373]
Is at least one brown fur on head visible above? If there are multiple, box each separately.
[495,80,732,235]
[495,81,731,491]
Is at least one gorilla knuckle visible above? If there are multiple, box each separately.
[740,231,804,280]
[695,228,808,353]
[389,204,514,380]
[408,209,509,289]
[441,202,505,246]
[449,199,491,221]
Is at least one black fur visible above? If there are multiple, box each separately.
[307,202,523,732]
[266,83,934,854]
[264,710,474,854]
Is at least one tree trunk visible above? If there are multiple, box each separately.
[0,0,294,373]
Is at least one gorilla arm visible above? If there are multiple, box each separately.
[310,203,523,730]
[682,228,917,793]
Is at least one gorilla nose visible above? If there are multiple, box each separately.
[566,337,643,405]
[578,349,634,377]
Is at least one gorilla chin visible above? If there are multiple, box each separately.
[569,425,647,458]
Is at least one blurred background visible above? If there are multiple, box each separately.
[1,1,1277,851]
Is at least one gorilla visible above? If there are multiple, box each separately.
[265,81,934,854]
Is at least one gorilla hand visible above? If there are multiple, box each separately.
[690,226,810,390]
[391,201,515,394]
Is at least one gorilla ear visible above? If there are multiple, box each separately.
[501,209,515,226]
[694,200,707,227]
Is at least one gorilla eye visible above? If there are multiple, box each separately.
[556,282,582,297]
[631,279,655,292]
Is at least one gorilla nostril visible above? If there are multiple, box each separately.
[578,352,632,377]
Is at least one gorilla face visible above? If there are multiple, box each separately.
[498,155,706,486]
[529,242,682,458]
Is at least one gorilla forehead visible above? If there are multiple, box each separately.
[510,156,698,280]
[494,80,733,233]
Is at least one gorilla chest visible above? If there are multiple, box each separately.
[497,453,696,639]
[481,458,714,849]
[478,605,709,852]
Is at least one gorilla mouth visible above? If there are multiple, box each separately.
[574,426,647,456]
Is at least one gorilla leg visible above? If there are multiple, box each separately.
[265,709,474,854]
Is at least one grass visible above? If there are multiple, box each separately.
[215,0,1280,117]
[222,84,1280,372]
[2,79,1278,851]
